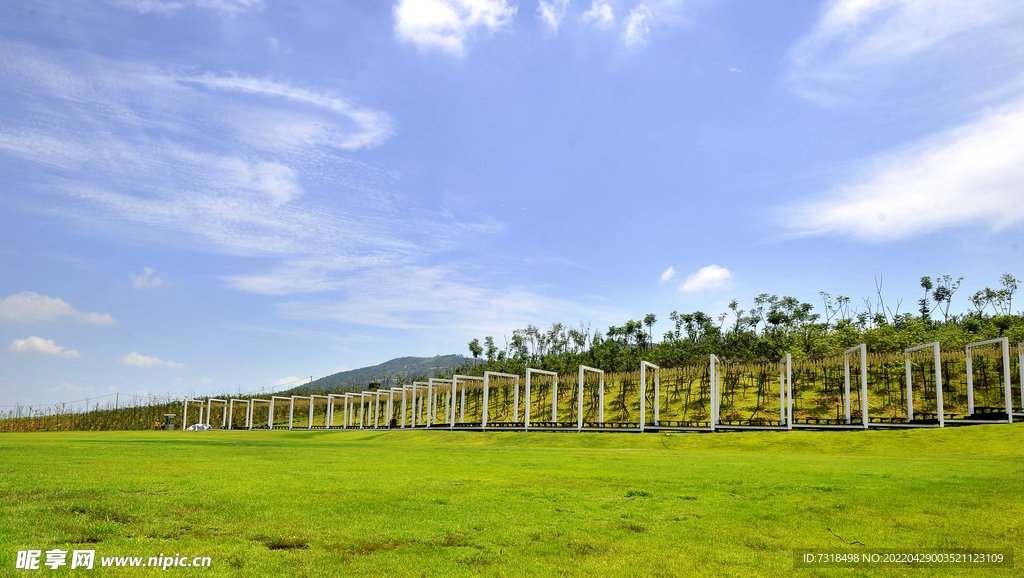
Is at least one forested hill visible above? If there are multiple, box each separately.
[287,354,469,393]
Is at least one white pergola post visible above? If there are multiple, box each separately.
[710,355,721,431]
[966,337,1013,423]
[640,361,658,431]
[904,342,944,427]
[779,354,792,430]
[288,397,295,430]
[400,386,407,428]
[429,379,453,429]
[247,399,269,430]
[525,369,557,430]
[359,392,367,429]
[577,366,604,430]
[843,344,869,428]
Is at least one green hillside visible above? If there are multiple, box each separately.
[289,354,471,393]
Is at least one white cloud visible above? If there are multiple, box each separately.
[120,352,185,368]
[581,0,614,28]
[786,0,1024,105]
[680,265,732,293]
[275,376,304,387]
[538,0,571,32]
[47,382,94,395]
[0,292,115,324]
[109,0,264,15]
[623,3,652,46]
[393,0,517,56]
[178,73,395,151]
[130,267,169,289]
[780,98,1024,241]
[9,336,81,359]
[200,377,214,384]
[660,266,676,282]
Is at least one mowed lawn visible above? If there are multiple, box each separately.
[2,425,1023,577]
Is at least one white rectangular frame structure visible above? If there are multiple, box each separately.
[639,361,657,431]
[205,399,228,428]
[576,366,604,431]
[524,368,558,430]
[309,394,329,429]
[451,375,484,428]
[482,371,520,429]
[411,382,428,427]
[182,399,205,430]
[844,344,869,429]
[248,398,270,429]
[962,337,1013,424]
[326,394,346,428]
[269,396,291,430]
[428,378,454,428]
[903,342,944,428]
[228,399,251,430]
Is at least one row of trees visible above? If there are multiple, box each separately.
[462,273,1022,375]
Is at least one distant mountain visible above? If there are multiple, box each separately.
[285,354,470,394]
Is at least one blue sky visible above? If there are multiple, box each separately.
[2,0,1023,407]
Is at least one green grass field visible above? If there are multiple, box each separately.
[2,425,1023,576]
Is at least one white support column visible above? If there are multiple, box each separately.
[786,354,793,429]
[482,375,490,428]
[308,396,314,429]
[966,348,975,416]
[640,361,658,431]
[905,357,914,422]
[844,355,851,424]
[513,380,520,424]
[934,344,944,428]
[860,345,869,428]
[401,386,407,428]
[268,398,274,429]
[359,392,366,429]
[577,366,584,431]
[426,381,433,428]
[552,375,558,423]
[182,400,188,430]
[288,397,295,430]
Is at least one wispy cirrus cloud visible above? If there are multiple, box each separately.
[779,99,1024,241]
[393,0,517,56]
[786,0,1024,106]
[108,0,264,15]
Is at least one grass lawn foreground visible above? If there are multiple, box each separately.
[2,425,1023,576]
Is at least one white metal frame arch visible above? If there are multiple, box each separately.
[181,399,205,430]
[844,344,869,429]
[228,399,250,430]
[525,368,558,430]
[452,375,484,428]
[904,342,945,427]
[269,396,291,430]
[964,337,1013,424]
[576,366,604,431]
[247,398,271,429]
[482,371,520,429]
[205,399,228,428]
